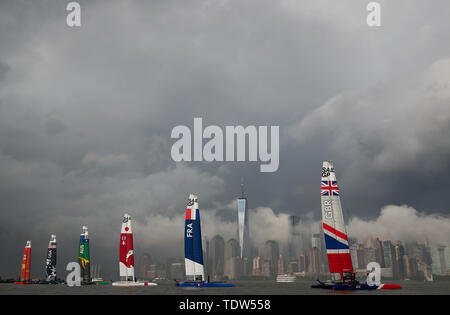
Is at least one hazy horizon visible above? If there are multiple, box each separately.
[1,1,450,279]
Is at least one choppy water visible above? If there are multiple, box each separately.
[0,280,449,295]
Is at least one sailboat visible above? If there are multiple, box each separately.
[14,241,32,284]
[39,234,62,284]
[91,263,109,285]
[311,161,401,290]
[112,213,157,286]
[78,226,93,285]
[175,194,235,288]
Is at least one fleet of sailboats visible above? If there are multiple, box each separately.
[11,161,403,291]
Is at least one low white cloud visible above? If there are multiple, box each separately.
[347,205,450,246]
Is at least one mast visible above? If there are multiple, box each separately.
[19,241,32,283]
[78,226,91,283]
[184,194,205,281]
[320,161,353,282]
[237,179,250,260]
[119,213,135,281]
[45,235,57,281]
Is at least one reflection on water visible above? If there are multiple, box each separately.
[0,280,448,295]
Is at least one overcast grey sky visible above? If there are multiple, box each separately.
[1,0,450,279]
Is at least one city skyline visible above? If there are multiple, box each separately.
[134,230,448,283]
[2,196,450,280]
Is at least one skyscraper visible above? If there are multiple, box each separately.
[237,183,251,260]
[263,240,280,276]
[431,245,450,275]
[375,238,385,267]
[138,253,152,279]
[383,240,394,268]
[288,215,303,259]
[225,238,240,261]
[349,237,359,270]
[208,235,225,279]
[308,247,320,275]
[394,242,406,279]
[224,239,244,280]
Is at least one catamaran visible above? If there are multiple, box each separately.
[78,226,93,285]
[311,161,401,290]
[112,213,157,286]
[14,241,32,284]
[175,194,235,288]
[39,234,62,284]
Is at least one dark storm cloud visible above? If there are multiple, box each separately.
[286,57,450,212]
[1,0,450,278]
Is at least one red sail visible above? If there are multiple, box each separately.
[15,241,31,284]
[119,232,134,268]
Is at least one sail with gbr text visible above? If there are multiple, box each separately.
[321,161,354,281]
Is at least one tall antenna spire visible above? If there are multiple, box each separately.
[240,177,245,198]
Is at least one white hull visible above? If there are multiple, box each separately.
[112,281,157,287]
[276,274,296,283]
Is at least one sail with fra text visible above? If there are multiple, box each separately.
[184,194,205,281]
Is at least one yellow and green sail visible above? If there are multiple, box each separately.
[78,226,91,283]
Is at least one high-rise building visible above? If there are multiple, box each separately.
[288,215,303,259]
[252,256,262,276]
[165,258,184,280]
[349,238,359,270]
[383,240,394,268]
[138,253,152,279]
[287,260,299,273]
[209,235,225,279]
[204,237,210,276]
[225,257,245,280]
[224,239,241,279]
[277,255,286,275]
[252,256,270,277]
[431,245,450,275]
[263,240,280,276]
[225,239,240,261]
[375,238,385,267]
[298,254,307,273]
[408,257,418,279]
[394,242,406,279]
[357,244,365,269]
[237,183,251,260]
[308,247,320,275]
[311,234,321,250]
[364,247,377,268]
[147,263,166,280]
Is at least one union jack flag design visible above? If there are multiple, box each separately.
[321,180,340,196]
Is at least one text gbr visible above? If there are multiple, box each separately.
[171,118,279,172]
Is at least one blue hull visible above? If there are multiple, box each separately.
[332,283,378,290]
[311,281,378,290]
[175,281,235,288]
